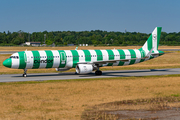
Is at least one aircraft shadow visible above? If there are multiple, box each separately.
[77,69,172,77]
[11,69,173,78]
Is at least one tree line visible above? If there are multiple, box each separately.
[0,30,180,46]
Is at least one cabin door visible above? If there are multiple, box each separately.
[60,52,66,64]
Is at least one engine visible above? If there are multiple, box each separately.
[55,68,70,71]
[76,64,93,74]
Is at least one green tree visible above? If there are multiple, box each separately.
[45,40,53,45]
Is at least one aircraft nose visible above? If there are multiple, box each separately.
[3,59,12,68]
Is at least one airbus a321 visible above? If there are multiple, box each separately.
[3,27,164,77]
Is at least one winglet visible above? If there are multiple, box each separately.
[75,47,78,50]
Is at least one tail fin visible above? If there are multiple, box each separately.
[141,27,162,53]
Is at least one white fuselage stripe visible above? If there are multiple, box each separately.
[39,51,47,68]
[11,53,19,69]
[123,50,131,65]
[77,50,85,63]
[65,50,73,68]
[25,51,33,69]
[52,50,60,68]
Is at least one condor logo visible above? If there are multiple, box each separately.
[34,59,53,64]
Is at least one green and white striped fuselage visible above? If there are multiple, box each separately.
[3,27,164,76]
[9,49,162,69]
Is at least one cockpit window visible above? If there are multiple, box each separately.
[9,56,19,59]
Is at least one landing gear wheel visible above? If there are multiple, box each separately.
[23,74,27,77]
[95,70,102,75]
[23,69,27,77]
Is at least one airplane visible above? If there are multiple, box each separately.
[3,27,164,77]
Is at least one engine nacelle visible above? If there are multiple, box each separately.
[76,64,93,74]
[55,68,70,71]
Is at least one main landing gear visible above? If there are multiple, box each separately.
[94,65,102,75]
[95,70,102,75]
[23,69,27,77]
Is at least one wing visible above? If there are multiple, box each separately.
[77,58,133,64]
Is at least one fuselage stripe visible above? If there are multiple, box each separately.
[117,49,125,66]
[70,50,79,68]
[32,51,40,69]
[83,50,91,62]
[106,49,114,66]
[45,50,54,68]
[128,49,136,65]
[18,51,26,69]
[95,50,103,61]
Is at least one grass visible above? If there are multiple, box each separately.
[1,46,180,119]
[82,96,180,119]
[0,75,180,119]
[0,46,141,51]
[0,45,180,51]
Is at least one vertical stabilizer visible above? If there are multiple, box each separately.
[140,27,162,54]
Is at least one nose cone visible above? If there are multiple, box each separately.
[3,59,12,68]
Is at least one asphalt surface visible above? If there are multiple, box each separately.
[0,51,19,54]
[0,68,180,82]
[159,49,180,51]
[0,49,179,54]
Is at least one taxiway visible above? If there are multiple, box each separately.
[0,68,180,82]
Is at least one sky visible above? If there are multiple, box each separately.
[0,0,180,33]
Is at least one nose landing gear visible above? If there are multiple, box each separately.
[23,69,27,77]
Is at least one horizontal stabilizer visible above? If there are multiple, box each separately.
[143,47,153,59]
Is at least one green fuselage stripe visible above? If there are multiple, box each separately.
[45,50,54,68]
[147,34,152,51]
[118,49,125,66]
[139,48,145,62]
[18,51,26,69]
[71,50,79,68]
[32,51,40,69]
[129,49,136,65]
[157,27,162,49]
[58,50,66,68]
[83,50,91,62]
[106,50,114,66]
[95,50,103,61]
